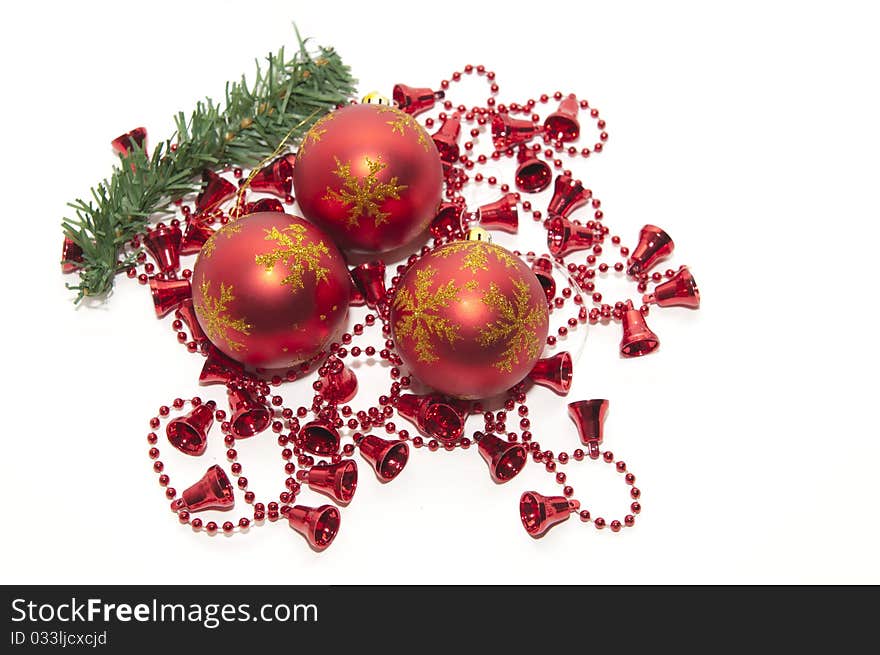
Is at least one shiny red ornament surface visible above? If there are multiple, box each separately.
[191,212,350,368]
[568,399,608,459]
[249,156,293,198]
[544,94,581,142]
[61,236,84,274]
[619,300,659,357]
[292,103,443,252]
[644,266,700,309]
[297,460,358,505]
[359,435,409,481]
[287,504,340,551]
[196,170,236,212]
[299,420,341,455]
[514,145,551,193]
[429,203,465,239]
[166,402,214,456]
[392,84,445,115]
[227,386,271,438]
[470,193,519,233]
[627,224,674,276]
[180,217,215,255]
[350,260,387,308]
[491,114,542,150]
[531,256,556,300]
[396,393,467,443]
[111,126,147,156]
[199,345,244,386]
[431,113,462,166]
[520,491,579,537]
[547,216,599,257]
[528,351,573,395]
[173,465,234,513]
[391,239,549,399]
[547,173,592,218]
[143,224,182,274]
[478,433,527,483]
[149,277,191,318]
[319,363,358,404]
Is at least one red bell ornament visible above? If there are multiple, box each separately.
[248,156,293,198]
[519,491,580,538]
[358,435,409,482]
[543,94,580,142]
[246,198,285,214]
[392,83,445,115]
[287,504,340,551]
[620,300,660,358]
[175,298,207,343]
[226,386,271,438]
[199,345,245,386]
[180,217,215,256]
[627,225,674,276]
[296,460,358,505]
[299,420,341,455]
[430,203,465,239]
[196,170,237,212]
[547,173,592,218]
[149,277,191,318]
[478,433,527,483]
[111,126,147,156]
[547,217,599,258]
[514,145,552,193]
[348,270,366,307]
[350,260,387,308]
[568,399,608,459]
[61,236,84,274]
[491,114,542,150]
[391,239,550,399]
[531,256,556,301]
[396,393,467,443]
[528,351,573,395]
[166,402,215,456]
[191,212,350,369]
[143,224,182,274]
[172,465,234,512]
[467,193,519,234]
[319,363,358,404]
[431,113,461,166]
[644,266,700,309]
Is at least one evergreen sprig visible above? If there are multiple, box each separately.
[62,30,357,302]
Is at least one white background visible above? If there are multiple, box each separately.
[1,0,877,584]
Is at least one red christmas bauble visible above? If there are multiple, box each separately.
[390,239,550,399]
[292,103,443,252]
[191,212,350,369]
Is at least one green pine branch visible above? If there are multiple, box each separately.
[62,29,357,302]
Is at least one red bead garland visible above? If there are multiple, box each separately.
[131,62,705,549]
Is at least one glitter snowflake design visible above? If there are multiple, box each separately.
[254,224,330,292]
[298,112,335,157]
[432,240,520,275]
[393,266,477,363]
[194,278,252,352]
[323,156,407,228]
[199,220,242,259]
[478,279,544,372]
[378,105,431,151]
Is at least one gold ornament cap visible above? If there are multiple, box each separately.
[465,227,492,242]
[361,91,392,106]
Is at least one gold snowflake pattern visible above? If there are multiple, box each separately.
[199,221,242,259]
[477,279,544,373]
[254,224,330,292]
[194,278,253,352]
[322,156,407,228]
[378,105,431,151]
[298,112,335,157]
[432,241,520,275]
[393,266,477,363]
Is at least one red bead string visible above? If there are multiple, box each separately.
[136,64,655,543]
